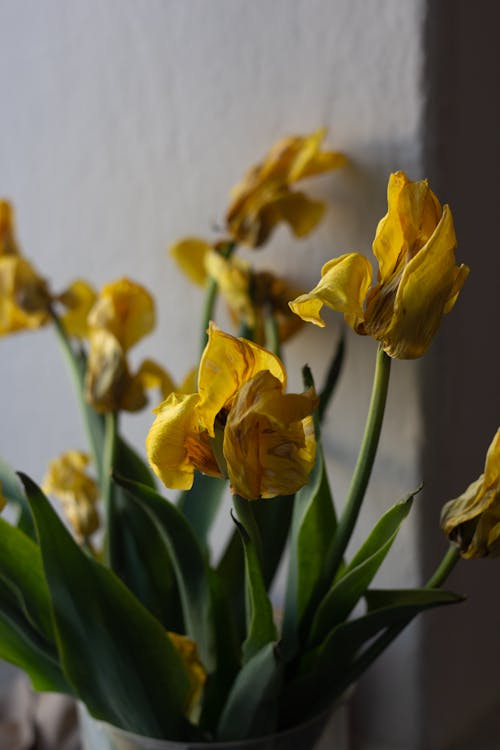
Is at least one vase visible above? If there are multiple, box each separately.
[77,701,349,750]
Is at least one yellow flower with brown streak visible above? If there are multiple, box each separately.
[226,129,346,248]
[147,323,317,500]
[441,428,500,559]
[0,201,51,335]
[43,451,99,539]
[167,632,206,722]
[289,171,470,359]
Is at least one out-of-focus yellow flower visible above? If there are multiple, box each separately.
[147,323,317,500]
[441,428,500,558]
[167,632,206,722]
[0,256,51,335]
[0,481,5,512]
[169,237,212,287]
[87,277,155,352]
[43,451,99,539]
[205,252,304,345]
[226,129,346,248]
[57,279,97,338]
[289,171,470,359]
[0,201,21,257]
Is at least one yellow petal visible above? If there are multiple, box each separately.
[167,632,206,721]
[0,256,51,335]
[224,371,316,500]
[43,451,99,538]
[146,392,220,491]
[441,428,500,558]
[169,237,212,286]
[0,200,20,257]
[134,359,177,399]
[197,323,286,436]
[85,330,128,413]
[88,277,155,351]
[376,206,469,358]
[289,253,373,328]
[58,279,97,338]
[267,191,325,239]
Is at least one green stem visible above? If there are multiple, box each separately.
[49,308,103,482]
[232,495,263,567]
[328,345,392,575]
[265,312,281,359]
[425,544,460,588]
[101,411,118,566]
[199,240,236,355]
[318,330,345,423]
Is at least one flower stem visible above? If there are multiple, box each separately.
[101,410,118,567]
[49,307,104,483]
[265,312,281,359]
[328,345,392,576]
[232,494,263,566]
[425,544,460,588]
[199,240,236,355]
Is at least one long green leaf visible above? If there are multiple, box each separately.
[0,578,70,693]
[282,444,336,657]
[0,516,54,641]
[308,493,415,646]
[22,474,191,739]
[217,643,282,741]
[177,473,227,549]
[0,456,35,539]
[231,508,277,665]
[285,587,461,720]
[113,474,215,672]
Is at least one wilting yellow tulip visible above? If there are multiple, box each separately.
[87,277,155,352]
[0,256,51,335]
[226,129,346,248]
[441,428,500,558]
[147,324,317,500]
[167,632,206,721]
[57,279,97,338]
[43,451,99,539]
[169,237,212,287]
[289,171,469,359]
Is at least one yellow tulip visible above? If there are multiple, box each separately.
[441,428,500,558]
[0,255,51,335]
[169,237,212,286]
[167,632,206,722]
[57,279,97,338]
[43,451,99,539]
[87,277,155,352]
[226,129,346,248]
[289,171,470,359]
[147,324,317,500]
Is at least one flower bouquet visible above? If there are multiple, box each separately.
[0,131,496,749]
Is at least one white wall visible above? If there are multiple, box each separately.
[0,1,450,746]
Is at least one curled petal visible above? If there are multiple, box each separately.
[289,253,373,328]
[0,201,20,257]
[146,392,220,491]
[169,237,212,286]
[43,451,99,538]
[197,323,286,436]
[441,428,500,558]
[85,330,129,413]
[88,277,155,351]
[224,370,317,500]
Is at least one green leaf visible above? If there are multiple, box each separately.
[177,473,227,549]
[308,492,416,646]
[217,643,282,741]
[231,503,277,665]
[22,474,191,739]
[282,444,336,657]
[104,488,183,632]
[286,587,461,719]
[113,474,215,672]
[0,456,35,539]
[0,578,70,694]
[115,437,157,490]
[0,515,54,641]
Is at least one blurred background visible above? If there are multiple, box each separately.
[1,1,499,747]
